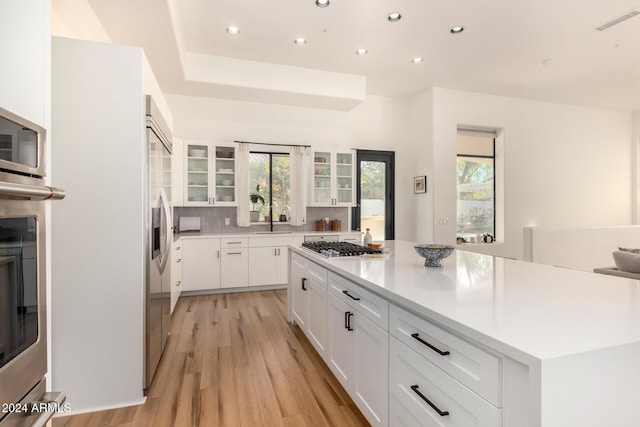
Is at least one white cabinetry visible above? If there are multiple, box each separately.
[290,253,329,358]
[170,239,183,313]
[184,141,237,206]
[182,238,221,291]
[327,272,388,427]
[388,303,502,425]
[310,149,355,207]
[249,236,303,286]
[220,237,248,288]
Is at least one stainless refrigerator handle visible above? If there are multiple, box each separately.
[159,187,172,272]
[0,181,66,200]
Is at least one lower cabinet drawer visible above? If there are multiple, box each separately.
[390,304,502,406]
[390,337,502,427]
[328,271,388,330]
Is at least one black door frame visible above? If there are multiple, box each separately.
[352,150,395,240]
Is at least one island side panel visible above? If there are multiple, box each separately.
[540,341,640,427]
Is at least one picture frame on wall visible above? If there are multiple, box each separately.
[414,176,426,194]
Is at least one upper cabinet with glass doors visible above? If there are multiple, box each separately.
[183,141,237,206]
[310,149,355,207]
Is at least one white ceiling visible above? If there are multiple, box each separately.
[85,0,640,112]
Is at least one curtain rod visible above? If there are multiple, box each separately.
[235,140,311,148]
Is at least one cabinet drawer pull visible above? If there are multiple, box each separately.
[227,252,243,255]
[302,278,307,291]
[411,333,450,356]
[226,241,243,244]
[344,311,354,331]
[342,290,361,301]
[410,385,449,417]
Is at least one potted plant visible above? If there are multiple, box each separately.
[249,185,265,222]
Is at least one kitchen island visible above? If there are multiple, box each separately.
[288,240,640,427]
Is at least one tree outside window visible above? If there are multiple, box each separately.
[249,152,290,222]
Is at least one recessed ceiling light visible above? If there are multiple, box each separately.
[387,12,402,22]
[412,57,423,64]
[226,26,240,35]
[356,48,368,55]
[450,26,464,34]
[316,0,330,7]
[294,38,307,45]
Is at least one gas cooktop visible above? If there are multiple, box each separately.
[301,241,383,257]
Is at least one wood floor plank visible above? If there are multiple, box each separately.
[198,387,219,427]
[52,290,369,427]
[217,345,241,426]
[174,373,201,427]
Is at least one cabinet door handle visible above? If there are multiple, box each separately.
[344,311,354,331]
[302,277,307,291]
[278,248,281,256]
[342,290,361,301]
[176,246,181,250]
[411,333,450,356]
[410,385,449,417]
[177,258,182,262]
[217,250,220,259]
[176,281,181,286]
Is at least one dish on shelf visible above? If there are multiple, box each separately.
[314,157,327,163]
[221,179,233,186]
[221,195,233,201]
[189,148,206,157]
[216,151,234,158]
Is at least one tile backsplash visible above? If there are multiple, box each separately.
[173,206,350,235]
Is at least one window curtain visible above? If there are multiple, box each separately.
[289,146,308,226]
[236,143,250,227]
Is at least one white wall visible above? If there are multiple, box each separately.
[407,89,435,243]
[166,94,414,239]
[633,112,640,223]
[417,87,633,260]
[51,0,111,44]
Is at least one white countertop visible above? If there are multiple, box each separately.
[290,240,640,363]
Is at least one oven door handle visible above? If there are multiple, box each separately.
[0,181,65,200]
[29,391,67,427]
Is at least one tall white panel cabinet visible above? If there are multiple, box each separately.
[0,1,48,127]
[51,37,172,413]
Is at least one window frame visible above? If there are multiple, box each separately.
[249,150,290,227]
[456,134,496,241]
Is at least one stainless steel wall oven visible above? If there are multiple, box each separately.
[0,106,65,426]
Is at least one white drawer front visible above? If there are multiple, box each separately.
[249,236,303,247]
[290,252,327,287]
[220,237,248,247]
[291,252,307,271]
[329,271,388,331]
[390,304,502,407]
[390,337,502,427]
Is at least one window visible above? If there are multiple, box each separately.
[249,152,290,223]
[456,130,495,242]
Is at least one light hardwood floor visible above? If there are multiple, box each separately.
[52,290,369,427]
